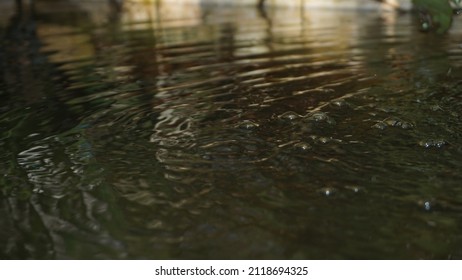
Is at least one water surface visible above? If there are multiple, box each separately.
[1,2,462,259]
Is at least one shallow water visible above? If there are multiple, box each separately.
[1,2,462,259]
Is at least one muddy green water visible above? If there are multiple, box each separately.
[1,3,462,259]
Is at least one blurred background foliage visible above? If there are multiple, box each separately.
[412,0,461,32]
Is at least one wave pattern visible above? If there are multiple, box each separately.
[1,2,462,259]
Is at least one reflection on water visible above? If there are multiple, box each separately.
[1,1,462,259]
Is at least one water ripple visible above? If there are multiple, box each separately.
[2,2,462,259]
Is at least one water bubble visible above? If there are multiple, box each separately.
[309,135,342,145]
[237,120,260,130]
[424,201,431,211]
[418,139,447,148]
[306,112,336,125]
[418,199,434,211]
[319,187,335,197]
[277,111,302,121]
[308,112,328,121]
[384,117,412,128]
[400,122,413,129]
[293,142,312,151]
[422,21,430,32]
[317,137,330,144]
[373,117,414,130]
[330,99,349,108]
[372,121,387,130]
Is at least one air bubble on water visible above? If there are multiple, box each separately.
[309,135,342,145]
[424,201,431,211]
[237,120,260,130]
[372,121,387,130]
[383,117,399,126]
[378,117,414,129]
[330,99,349,108]
[418,139,447,148]
[277,111,302,121]
[320,187,335,197]
[418,199,434,211]
[422,21,430,31]
[308,112,328,121]
[317,137,330,144]
[400,122,413,129]
[293,142,312,151]
[306,112,336,125]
